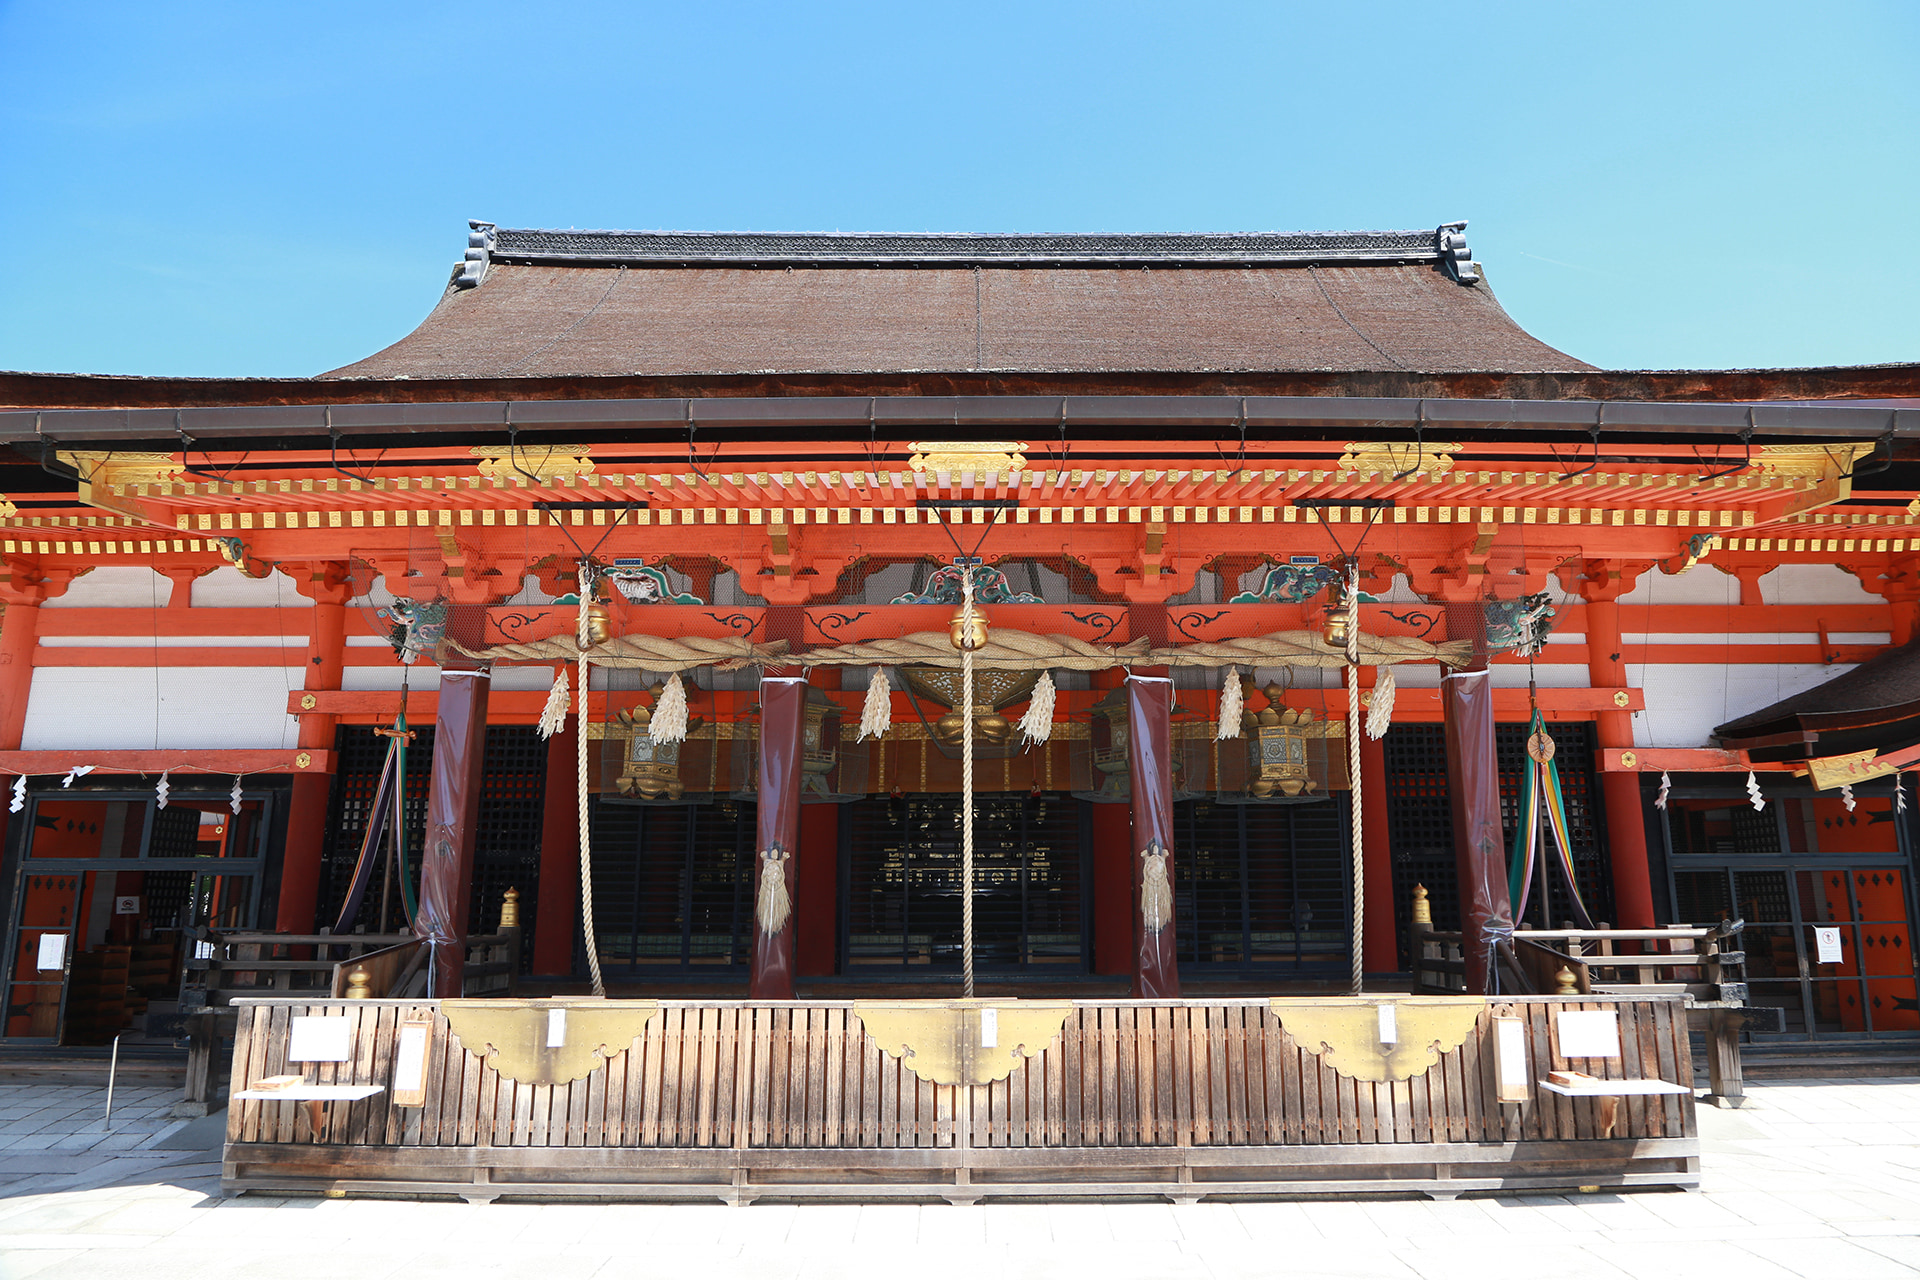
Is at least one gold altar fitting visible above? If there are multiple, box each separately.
[344,966,372,1000]
[499,887,520,930]
[1411,884,1432,926]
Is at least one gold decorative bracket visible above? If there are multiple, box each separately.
[441,998,659,1086]
[854,1000,1072,1086]
[1269,997,1484,1083]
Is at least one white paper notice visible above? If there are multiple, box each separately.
[980,1008,998,1048]
[547,1008,567,1047]
[1493,1017,1529,1102]
[287,1016,353,1063]
[35,932,66,971]
[1555,1009,1622,1059]
[1377,1003,1399,1045]
[1815,927,1844,964]
[392,1025,429,1094]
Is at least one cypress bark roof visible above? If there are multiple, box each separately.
[322,223,1594,381]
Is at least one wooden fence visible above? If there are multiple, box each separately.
[223,995,1698,1203]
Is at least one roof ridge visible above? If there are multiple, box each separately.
[455,221,1481,287]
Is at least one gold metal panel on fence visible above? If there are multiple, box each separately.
[1269,998,1484,1083]
[854,1000,1073,1086]
[441,999,660,1086]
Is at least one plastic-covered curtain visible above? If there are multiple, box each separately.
[749,677,807,999]
[1442,666,1512,995]
[417,667,491,997]
[1126,675,1181,998]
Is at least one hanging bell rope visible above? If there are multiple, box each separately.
[1216,667,1243,741]
[858,665,892,741]
[1017,670,1057,746]
[575,560,606,998]
[650,672,689,744]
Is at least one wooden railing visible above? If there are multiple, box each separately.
[174,912,519,1115]
[1407,887,1751,1104]
[220,994,1698,1204]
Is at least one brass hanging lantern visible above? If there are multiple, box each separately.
[615,699,684,801]
[1248,682,1317,799]
[800,686,841,796]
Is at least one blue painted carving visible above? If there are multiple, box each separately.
[893,558,1042,605]
[380,598,448,665]
[1230,563,1340,604]
[1484,593,1556,656]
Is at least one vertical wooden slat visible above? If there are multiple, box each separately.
[1207,1007,1230,1147]
[805,1007,827,1147]
[1185,1007,1209,1145]
[1100,1006,1120,1146]
[640,1005,666,1147]
[1651,999,1684,1137]
[662,1006,687,1147]
[267,1003,294,1145]
[1409,1057,1432,1144]
[859,1012,880,1148]
[1354,1071,1376,1146]
[822,1008,843,1148]
[1114,1008,1138,1146]
[1064,1009,1085,1148]
[1224,1005,1249,1145]
[750,1006,772,1148]
[876,1025,898,1149]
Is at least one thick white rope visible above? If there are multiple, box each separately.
[1346,563,1364,996]
[576,564,605,997]
[961,562,976,1000]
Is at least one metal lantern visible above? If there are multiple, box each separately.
[614,704,684,801]
[1070,686,1201,804]
[899,666,1040,760]
[801,686,841,796]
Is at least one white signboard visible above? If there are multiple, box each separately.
[1555,1009,1622,1059]
[979,1008,998,1048]
[1814,927,1844,964]
[547,1008,567,1048]
[1492,1017,1530,1103]
[114,896,140,915]
[35,932,66,972]
[287,1015,353,1063]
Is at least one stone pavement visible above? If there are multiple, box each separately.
[4,1079,1920,1279]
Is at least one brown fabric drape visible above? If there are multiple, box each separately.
[1126,675,1181,998]
[417,667,491,997]
[749,677,808,999]
[1442,666,1512,995]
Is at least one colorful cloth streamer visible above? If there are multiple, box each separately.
[1507,710,1595,928]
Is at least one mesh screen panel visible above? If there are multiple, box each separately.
[584,797,756,975]
[1384,720,1611,966]
[842,793,1087,970]
[1172,798,1349,972]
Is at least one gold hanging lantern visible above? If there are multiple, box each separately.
[801,686,842,796]
[1319,577,1350,647]
[614,700,684,801]
[1248,682,1316,799]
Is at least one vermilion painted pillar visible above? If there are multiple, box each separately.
[277,566,350,933]
[1090,668,1132,975]
[1583,596,1657,929]
[0,599,42,751]
[532,711,578,976]
[418,665,491,997]
[750,677,807,999]
[796,669,840,977]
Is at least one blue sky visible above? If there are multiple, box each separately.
[1,1,1914,379]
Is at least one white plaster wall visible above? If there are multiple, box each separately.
[1628,661,1851,749]
[343,666,441,690]
[42,566,168,609]
[192,567,311,608]
[21,666,304,750]
[1760,564,1881,606]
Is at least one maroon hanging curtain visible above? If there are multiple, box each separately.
[1126,675,1181,998]
[417,665,491,998]
[1442,665,1512,994]
[749,676,807,999]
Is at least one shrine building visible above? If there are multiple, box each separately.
[2,221,1917,1047]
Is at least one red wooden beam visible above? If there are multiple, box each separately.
[0,749,334,776]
